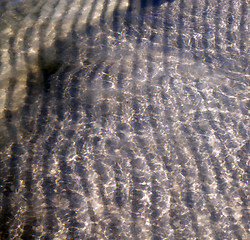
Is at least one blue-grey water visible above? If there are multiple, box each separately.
[0,0,249,239]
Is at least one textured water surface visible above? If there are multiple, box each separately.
[0,0,249,239]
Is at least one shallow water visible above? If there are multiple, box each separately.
[0,0,249,239]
